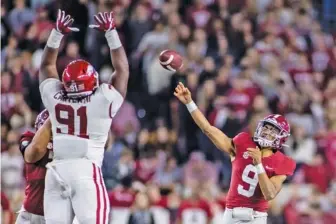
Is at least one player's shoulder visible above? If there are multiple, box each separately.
[233,132,252,141]
[39,78,61,92]
[98,83,112,90]
[98,83,116,93]
[273,151,296,176]
[98,83,124,105]
[275,151,296,166]
[232,132,254,148]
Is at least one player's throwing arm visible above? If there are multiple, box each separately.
[174,82,235,155]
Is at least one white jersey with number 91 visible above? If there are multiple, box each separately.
[39,78,123,167]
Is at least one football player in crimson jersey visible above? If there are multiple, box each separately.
[39,10,128,223]
[16,109,52,224]
[174,82,296,224]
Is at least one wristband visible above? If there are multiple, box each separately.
[255,163,265,174]
[186,101,197,113]
[46,29,64,48]
[105,29,122,50]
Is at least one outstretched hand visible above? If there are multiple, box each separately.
[56,9,79,34]
[174,82,192,105]
[89,12,116,32]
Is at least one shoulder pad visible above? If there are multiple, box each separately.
[232,132,251,145]
[275,153,296,176]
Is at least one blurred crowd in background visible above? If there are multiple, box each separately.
[1,0,336,223]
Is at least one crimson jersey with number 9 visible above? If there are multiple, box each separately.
[39,78,123,166]
[225,132,296,212]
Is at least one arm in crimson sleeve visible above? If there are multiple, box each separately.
[24,119,52,163]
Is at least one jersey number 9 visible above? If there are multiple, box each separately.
[55,103,89,139]
[238,164,258,197]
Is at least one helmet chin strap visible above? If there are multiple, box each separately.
[67,90,93,98]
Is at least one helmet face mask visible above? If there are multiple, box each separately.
[253,114,290,150]
[260,123,280,142]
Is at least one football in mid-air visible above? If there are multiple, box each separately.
[159,49,183,72]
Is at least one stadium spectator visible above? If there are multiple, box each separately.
[127,192,155,224]
[1,191,14,224]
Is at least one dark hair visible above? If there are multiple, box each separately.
[298,8,307,15]
[1,115,11,130]
[121,175,133,188]
[277,79,285,85]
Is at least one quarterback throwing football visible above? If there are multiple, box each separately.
[174,82,296,224]
[39,10,129,223]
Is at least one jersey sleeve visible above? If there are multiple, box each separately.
[275,156,296,176]
[39,78,62,109]
[232,132,251,156]
[100,83,124,118]
[19,131,35,157]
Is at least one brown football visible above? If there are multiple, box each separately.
[159,49,183,72]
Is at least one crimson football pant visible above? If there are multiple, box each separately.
[44,159,109,224]
[223,208,267,224]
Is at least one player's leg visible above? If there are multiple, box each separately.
[71,163,109,224]
[44,169,75,224]
[16,211,46,224]
[15,211,33,224]
[222,209,268,224]
[251,216,267,224]
[222,209,238,224]
[30,214,46,224]
[72,217,80,224]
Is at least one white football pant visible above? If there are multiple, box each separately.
[44,159,109,224]
[222,208,267,224]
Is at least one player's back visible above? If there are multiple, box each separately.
[226,132,295,212]
[40,79,123,166]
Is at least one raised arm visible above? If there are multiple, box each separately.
[39,10,79,83]
[174,82,234,155]
[89,12,129,98]
[21,119,52,163]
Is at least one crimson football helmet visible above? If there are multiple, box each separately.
[253,114,290,150]
[62,59,99,98]
[35,109,49,131]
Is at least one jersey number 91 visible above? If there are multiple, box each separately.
[55,103,89,139]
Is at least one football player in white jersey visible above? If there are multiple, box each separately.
[39,10,129,224]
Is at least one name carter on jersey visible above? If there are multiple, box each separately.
[53,92,92,103]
